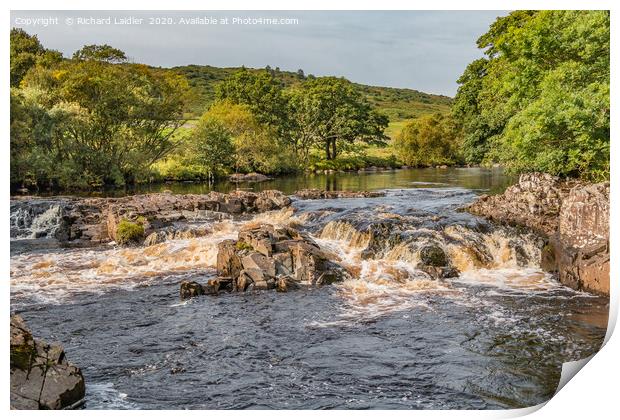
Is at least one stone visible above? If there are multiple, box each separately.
[465,172,574,236]
[217,240,243,279]
[419,245,448,267]
[295,189,386,200]
[234,272,254,292]
[241,252,276,278]
[229,172,271,182]
[466,173,609,296]
[276,277,288,292]
[553,182,610,295]
[276,276,299,292]
[180,281,204,299]
[10,315,85,410]
[252,280,272,290]
[215,224,348,294]
[241,268,269,283]
[417,265,459,279]
[239,226,273,256]
[11,190,292,245]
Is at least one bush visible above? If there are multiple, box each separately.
[394,114,460,167]
[116,219,145,245]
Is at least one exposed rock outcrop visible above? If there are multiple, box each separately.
[143,226,211,246]
[180,224,349,298]
[10,190,291,245]
[466,173,576,236]
[295,189,386,200]
[10,315,85,410]
[320,217,462,279]
[229,172,271,182]
[466,173,609,295]
[553,182,610,295]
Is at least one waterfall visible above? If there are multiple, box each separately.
[10,201,68,240]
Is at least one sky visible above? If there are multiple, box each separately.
[11,10,507,97]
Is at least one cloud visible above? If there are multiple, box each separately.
[10,10,505,96]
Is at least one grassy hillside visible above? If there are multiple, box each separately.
[168,64,452,139]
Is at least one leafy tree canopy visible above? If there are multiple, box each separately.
[13,47,190,188]
[10,28,62,87]
[394,114,460,167]
[453,10,609,180]
[72,44,128,63]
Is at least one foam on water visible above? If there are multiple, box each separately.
[10,219,238,304]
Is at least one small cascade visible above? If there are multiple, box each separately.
[319,217,544,273]
[30,205,65,239]
[10,200,69,240]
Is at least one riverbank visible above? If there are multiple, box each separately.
[466,173,610,296]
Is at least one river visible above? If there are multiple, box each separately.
[10,168,608,409]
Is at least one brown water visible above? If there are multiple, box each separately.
[10,168,608,409]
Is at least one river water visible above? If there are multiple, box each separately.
[10,168,608,409]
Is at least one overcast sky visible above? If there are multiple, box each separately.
[11,10,506,96]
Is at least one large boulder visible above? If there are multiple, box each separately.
[465,173,574,236]
[552,182,610,295]
[181,224,348,298]
[10,315,85,410]
[231,225,348,289]
[466,173,609,296]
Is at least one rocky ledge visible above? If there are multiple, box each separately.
[294,189,386,200]
[180,224,349,298]
[10,315,85,410]
[466,173,609,296]
[11,190,291,244]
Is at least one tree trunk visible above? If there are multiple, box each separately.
[324,141,332,160]
[331,139,338,159]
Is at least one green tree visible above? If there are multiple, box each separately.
[394,114,459,167]
[14,42,190,188]
[188,114,236,181]
[215,68,289,133]
[453,11,610,179]
[72,44,128,63]
[288,77,388,161]
[195,101,297,175]
[452,58,497,164]
[10,28,62,87]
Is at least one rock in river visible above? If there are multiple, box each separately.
[295,189,386,200]
[10,315,85,410]
[229,172,271,182]
[180,224,349,298]
[466,173,609,295]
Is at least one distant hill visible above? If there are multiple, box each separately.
[169,64,452,139]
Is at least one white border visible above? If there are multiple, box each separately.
[2,1,617,419]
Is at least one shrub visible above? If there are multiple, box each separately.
[235,241,253,251]
[116,219,145,245]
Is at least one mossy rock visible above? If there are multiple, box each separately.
[419,245,448,267]
[10,342,35,371]
[116,219,145,245]
[235,241,253,251]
